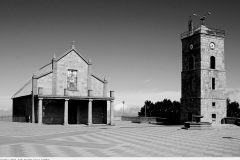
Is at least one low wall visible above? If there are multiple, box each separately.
[120,116,166,123]
[113,116,139,121]
[43,117,63,124]
[0,115,27,122]
[224,117,240,125]
[121,116,140,121]
[114,116,122,121]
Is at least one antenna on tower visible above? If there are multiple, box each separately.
[193,12,211,26]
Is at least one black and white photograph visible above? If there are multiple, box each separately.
[0,0,240,158]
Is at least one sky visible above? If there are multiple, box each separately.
[0,0,240,116]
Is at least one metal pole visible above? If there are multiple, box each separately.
[32,76,35,123]
[32,90,34,123]
[122,101,125,116]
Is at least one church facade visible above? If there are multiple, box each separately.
[181,19,226,124]
[12,43,115,125]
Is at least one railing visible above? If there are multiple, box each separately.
[0,115,28,122]
[181,27,225,39]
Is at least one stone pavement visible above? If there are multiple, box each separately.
[0,121,240,157]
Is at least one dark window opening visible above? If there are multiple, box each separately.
[212,114,216,119]
[188,112,192,122]
[212,102,216,107]
[212,78,215,90]
[210,56,216,69]
[189,56,194,70]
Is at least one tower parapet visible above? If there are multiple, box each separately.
[181,12,225,39]
[181,26,225,39]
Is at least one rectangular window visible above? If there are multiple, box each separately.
[67,70,77,90]
[212,78,215,90]
[212,102,215,107]
[210,56,216,69]
[212,114,216,121]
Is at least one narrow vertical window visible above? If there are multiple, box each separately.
[189,56,194,70]
[212,78,215,90]
[67,70,77,90]
[210,56,215,69]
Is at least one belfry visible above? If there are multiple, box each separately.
[180,14,226,124]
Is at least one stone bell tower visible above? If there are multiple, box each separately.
[180,14,226,124]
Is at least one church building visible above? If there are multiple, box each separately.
[12,42,115,125]
[181,16,226,124]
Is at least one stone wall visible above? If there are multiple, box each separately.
[38,73,52,95]
[200,35,225,70]
[181,31,226,124]
[36,50,105,97]
[181,98,201,122]
[201,70,226,98]
[181,70,201,98]
[92,76,104,96]
[181,35,201,99]
[56,50,88,96]
[200,34,226,100]
[182,35,201,71]
[200,99,226,123]
[200,34,226,124]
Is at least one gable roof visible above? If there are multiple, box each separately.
[12,46,104,99]
[12,61,54,98]
[12,79,32,99]
[56,48,89,64]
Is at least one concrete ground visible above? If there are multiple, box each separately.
[0,121,239,157]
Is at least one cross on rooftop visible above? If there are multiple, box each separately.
[71,40,75,49]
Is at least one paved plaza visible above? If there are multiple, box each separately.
[0,121,240,157]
